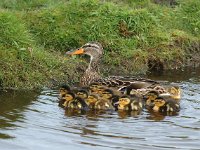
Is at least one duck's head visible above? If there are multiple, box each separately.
[59,84,71,98]
[101,89,114,100]
[67,97,88,110]
[89,82,101,92]
[62,92,76,107]
[85,94,99,108]
[117,96,131,110]
[152,97,166,112]
[168,86,181,100]
[143,90,159,106]
[66,42,103,59]
[76,89,89,99]
[89,82,106,94]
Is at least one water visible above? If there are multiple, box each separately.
[0,68,200,150]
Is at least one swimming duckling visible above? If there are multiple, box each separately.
[85,94,99,109]
[167,86,181,100]
[150,97,180,113]
[75,89,89,99]
[143,90,159,107]
[67,97,88,110]
[61,92,76,108]
[144,86,181,106]
[117,95,143,111]
[94,99,114,110]
[59,84,71,99]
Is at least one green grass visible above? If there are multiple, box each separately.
[0,0,200,89]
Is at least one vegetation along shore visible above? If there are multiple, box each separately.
[0,0,199,89]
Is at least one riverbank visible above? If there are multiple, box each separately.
[0,0,199,89]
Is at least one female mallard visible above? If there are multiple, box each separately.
[66,42,159,88]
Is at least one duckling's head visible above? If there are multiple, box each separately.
[118,96,131,110]
[168,86,181,100]
[66,42,103,59]
[101,89,114,100]
[62,92,75,107]
[63,92,75,101]
[68,97,88,110]
[76,89,89,99]
[85,94,99,108]
[89,82,104,93]
[144,90,159,106]
[59,84,71,98]
[153,98,166,110]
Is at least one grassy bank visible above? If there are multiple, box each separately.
[0,0,200,89]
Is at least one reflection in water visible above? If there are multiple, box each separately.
[0,68,200,149]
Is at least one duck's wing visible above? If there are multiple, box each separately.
[95,76,160,91]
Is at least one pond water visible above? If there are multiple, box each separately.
[0,68,200,150]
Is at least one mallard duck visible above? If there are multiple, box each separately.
[59,84,71,99]
[149,97,180,113]
[67,97,88,110]
[116,95,143,111]
[66,42,159,88]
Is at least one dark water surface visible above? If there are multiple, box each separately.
[0,68,200,150]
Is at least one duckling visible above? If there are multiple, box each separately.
[61,92,76,108]
[143,90,160,107]
[144,86,181,106]
[59,84,71,99]
[75,89,89,99]
[94,99,114,110]
[117,95,143,111]
[67,97,88,110]
[89,82,103,94]
[167,86,181,100]
[150,97,180,113]
[85,94,99,109]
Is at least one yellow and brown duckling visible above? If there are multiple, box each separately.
[85,94,99,109]
[149,97,180,113]
[94,99,114,110]
[143,86,181,107]
[167,86,181,101]
[67,97,89,110]
[59,84,71,99]
[116,95,143,111]
[58,92,75,108]
[75,89,89,99]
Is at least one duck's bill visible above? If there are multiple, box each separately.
[66,48,84,55]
